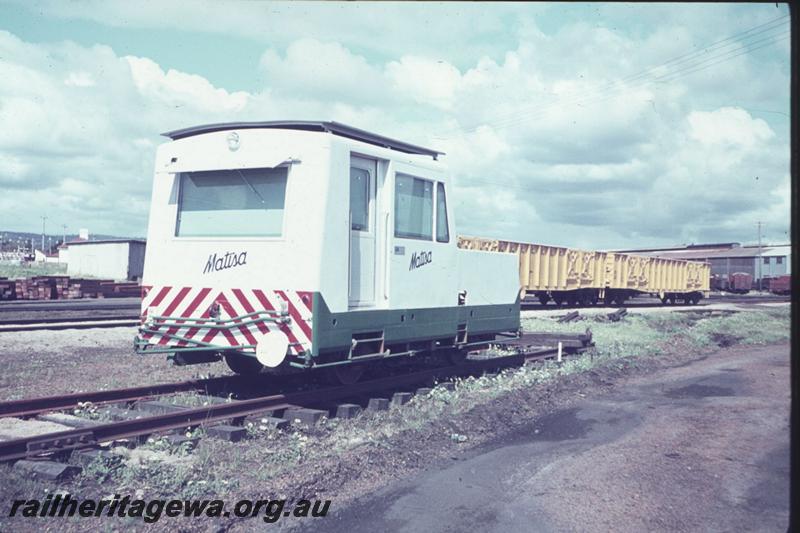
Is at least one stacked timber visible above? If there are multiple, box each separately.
[15,277,59,299]
[37,275,70,299]
[64,278,114,299]
[0,275,140,300]
[100,281,141,298]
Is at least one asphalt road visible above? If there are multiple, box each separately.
[323,343,790,532]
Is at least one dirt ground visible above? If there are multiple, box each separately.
[0,327,229,401]
[0,307,791,532]
[319,342,789,532]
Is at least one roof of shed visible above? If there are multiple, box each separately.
[631,246,787,260]
[66,239,146,246]
[161,120,443,158]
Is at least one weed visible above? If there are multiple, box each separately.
[5,307,788,510]
[0,262,67,279]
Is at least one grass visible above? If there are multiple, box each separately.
[0,262,67,279]
[0,307,791,513]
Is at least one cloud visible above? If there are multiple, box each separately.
[0,154,31,187]
[126,56,249,112]
[25,0,531,68]
[258,38,386,106]
[64,71,95,87]
[0,3,791,248]
[385,56,462,110]
[687,107,774,147]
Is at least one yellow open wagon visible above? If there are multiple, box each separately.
[458,236,710,306]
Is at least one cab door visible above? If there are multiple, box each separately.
[349,156,378,308]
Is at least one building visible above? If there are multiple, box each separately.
[56,236,88,264]
[616,242,791,283]
[33,249,61,263]
[66,239,146,281]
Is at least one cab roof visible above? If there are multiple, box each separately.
[162,120,443,159]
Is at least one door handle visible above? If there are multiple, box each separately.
[347,212,352,297]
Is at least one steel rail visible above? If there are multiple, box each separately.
[0,376,238,419]
[520,295,789,311]
[0,320,140,333]
[0,302,140,313]
[2,333,589,420]
[0,347,571,462]
[0,315,141,326]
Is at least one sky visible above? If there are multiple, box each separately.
[0,1,792,249]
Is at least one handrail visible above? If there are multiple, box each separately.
[145,309,289,327]
[384,211,390,300]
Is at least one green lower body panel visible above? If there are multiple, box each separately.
[311,293,521,357]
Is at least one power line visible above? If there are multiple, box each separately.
[442,15,789,137]
[463,29,789,134]
[651,29,790,84]
[605,14,789,88]
[459,16,789,134]
[450,14,789,132]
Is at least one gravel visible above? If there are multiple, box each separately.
[0,327,229,401]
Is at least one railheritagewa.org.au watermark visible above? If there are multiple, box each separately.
[8,493,331,523]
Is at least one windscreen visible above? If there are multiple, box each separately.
[176,167,288,237]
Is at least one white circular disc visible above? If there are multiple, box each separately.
[254,332,289,368]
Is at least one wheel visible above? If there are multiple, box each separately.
[553,295,564,306]
[330,363,366,385]
[224,353,264,375]
[538,295,550,306]
[444,348,468,366]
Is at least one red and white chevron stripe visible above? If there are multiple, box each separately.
[139,286,313,355]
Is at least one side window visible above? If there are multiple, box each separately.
[350,167,370,231]
[395,173,433,240]
[436,182,450,243]
[776,257,783,264]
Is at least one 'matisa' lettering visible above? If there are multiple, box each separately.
[409,251,432,271]
[203,251,247,274]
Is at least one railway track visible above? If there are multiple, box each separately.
[0,295,785,330]
[521,294,788,311]
[0,298,140,314]
[0,315,140,332]
[0,333,591,463]
[0,375,241,419]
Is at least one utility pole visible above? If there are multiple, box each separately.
[756,221,763,291]
[62,224,67,247]
[40,215,47,253]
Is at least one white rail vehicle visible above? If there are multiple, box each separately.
[136,121,520,381]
